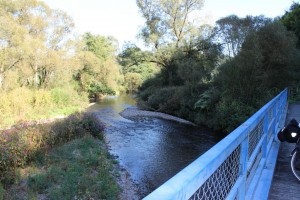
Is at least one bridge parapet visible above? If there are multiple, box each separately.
[144,89,288,200]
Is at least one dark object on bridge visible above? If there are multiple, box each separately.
[277,118,300,143]
[277,118,300,172]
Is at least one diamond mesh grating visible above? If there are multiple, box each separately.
[268,108,273,124]
[189,145,241,200]
[279,104,287,127]
[248,119,263,159]
[246,147,262,189]
[267,127,273,142]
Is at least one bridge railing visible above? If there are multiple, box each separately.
[144,89,288,200]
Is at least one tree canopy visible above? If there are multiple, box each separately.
[281,2,300,47]
[135,1,300,133]
[137,0,205,49]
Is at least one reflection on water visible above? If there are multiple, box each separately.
[87,95,220,197]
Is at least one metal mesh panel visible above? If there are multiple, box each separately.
[189,145,241,200]
[246,147,262,189]
[279,104,287,127]
[276,100,280,113]
[268,108,273,124]
[267,127,273,142]
[248,119,263,159]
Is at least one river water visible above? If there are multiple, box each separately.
[87,95,221,197]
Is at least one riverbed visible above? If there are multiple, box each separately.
[86,95,221,198]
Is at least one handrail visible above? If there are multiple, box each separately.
[144,88,288,200]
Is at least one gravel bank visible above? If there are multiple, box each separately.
[120,107,197,126]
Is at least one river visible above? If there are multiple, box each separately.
[86,95,221,198]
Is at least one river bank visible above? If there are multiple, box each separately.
[120,107,197,126]
[1,95,215,199]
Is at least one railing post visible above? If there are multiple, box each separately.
[238,134,248,199]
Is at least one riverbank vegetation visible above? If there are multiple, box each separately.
[1,0,300,197]
[0,113,119,199]
[0,0,123,128]
[0,0,160,128]
[129,1,300,133]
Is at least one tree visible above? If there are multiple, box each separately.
[137,0,204,49]
[281,2,300,47]
[73,33,122,96]
[0,0,75,89]
[124,72,143,93]
[215,15,270,57]
[83,33,117,62]
[206,20,298,132]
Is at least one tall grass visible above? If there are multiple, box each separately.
[0,87,88,128]
[0,112,120,199]
[7,136,119,200]
[0,112,104,185]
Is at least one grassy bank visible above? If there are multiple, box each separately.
[0,113,119,200]
[3,136,119,200]
[0,87,89,129]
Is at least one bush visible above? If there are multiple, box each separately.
[33,90,52,108]
[0,183,4,200]
[147,87,180,112]
[50,87,72,105]
[214,99,256,132]
[0,87,88,128]
[0,112,105,185]
[88,83,116,96]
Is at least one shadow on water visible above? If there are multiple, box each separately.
[87,94,221,197]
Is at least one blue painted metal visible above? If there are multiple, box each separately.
[143,89,288,200]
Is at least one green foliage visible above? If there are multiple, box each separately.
[118,43,159,93]
[194,87,220,111]
[7,136,119,200]
[213,99,256,132]
[215,15,271,57]
[88,83,116,96]
[50,87,72,105]
[281,2,300,47]
[206,20,298,132]
[0,0,76,90]
[83,32,117,62]
[0,87,87,128]
[137,0,204,48]
[124,72,143,93]
[0,112,105,185]
[74,33,122,97]
[0,183,4,200]
[138,11,299,134]
[146,87,181,111]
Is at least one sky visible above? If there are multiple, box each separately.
[42,0,298,48]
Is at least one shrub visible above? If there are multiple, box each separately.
[88,83,116,96]
[0,112,105,185]
[0,87,88,128]
[33,90,52,108]
[147,87,180,111]
[50,87,72,105]
[0,183,4,200]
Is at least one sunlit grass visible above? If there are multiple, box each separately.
[5,135,119,200]
[0,87,88,129]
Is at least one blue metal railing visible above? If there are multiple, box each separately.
[144,89,288,200]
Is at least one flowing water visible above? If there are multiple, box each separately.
[87,95,221,197]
